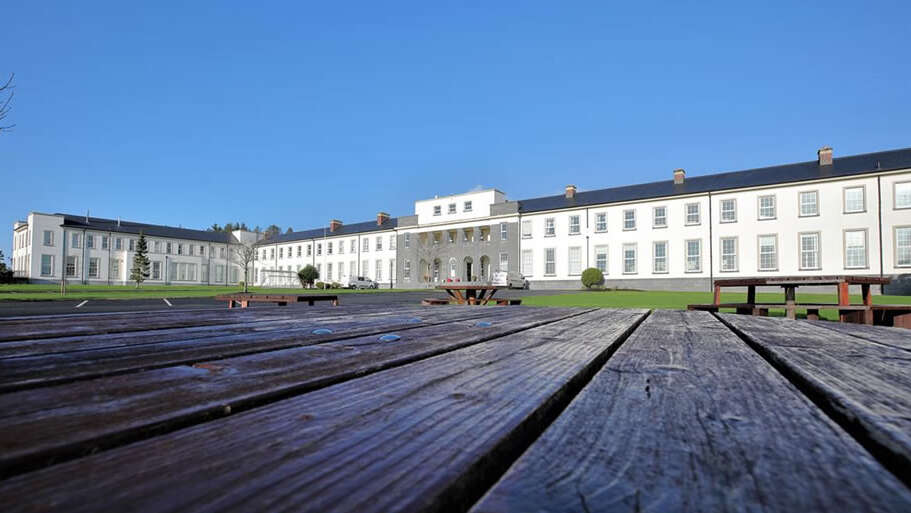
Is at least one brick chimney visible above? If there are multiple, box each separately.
[329,219,343,232]
[565,185,577,199]
[818,146,833,166]
[377,212,390,226]
[673,169,686,185]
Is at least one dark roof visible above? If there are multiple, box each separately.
[57,214,235,244]
[256,217,399,245]
[518,147,911,213]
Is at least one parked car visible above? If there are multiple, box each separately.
[491,270,528,289]
[348,276,379,289]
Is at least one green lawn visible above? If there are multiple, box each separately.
[0,284,425,301]
[521,289,911,320]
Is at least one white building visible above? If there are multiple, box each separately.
[13,146,911,292]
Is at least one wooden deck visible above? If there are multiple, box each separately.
[0,304,910,512]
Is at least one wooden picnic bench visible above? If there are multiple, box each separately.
[436,284,504,305]
[215,293,339,308]
[1,306,911,511]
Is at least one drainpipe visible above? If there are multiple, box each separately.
[60,227,67,294]
[708,191,713,292]
[877,175,885,292]
[82,228,87,285]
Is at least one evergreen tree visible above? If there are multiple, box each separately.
[130,232,151,288]
[209,223,222,232]
[286,227,294,234]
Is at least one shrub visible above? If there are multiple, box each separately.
[298,265,319,288]
[314,281,325,290]
[330,282,341,289]
[581,267,604,289]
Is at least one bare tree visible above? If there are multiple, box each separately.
[414,232,445,284]
[233,243,257,293]
[0,73,13,134]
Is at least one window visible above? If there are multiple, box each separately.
[720,199,737,223]
[499,252,509,272]
[522,250,533,276]
[390,235,396,250]
[844,186,865,213]
[152,261,162,280]
[544,218,555,237]
[102,236,109,249]
[404,233,410,248]
[896,182,911,209]
[376,236,382,251]
[349,261,356,277]
[43,230,54,246]
[653,207,667,228]
[568,215,580,235]
[521,220,532,238]
[844,229,867,268]
[448,203,456,214]
[71,233,81,249]
[720,237,738,272]
[623,209,636,230]
[112,259,120,279]
[464,201,473,212]
[361,260,368,278]
[448,258,456,279]
[758,195,776,220]
[362,238,369,252]
[152,241,160,253]
[66,256,78,277]
[41,255,53,276]
[595,212,607,232]
[309,244,315,256]
[188,245,194,256]
[433,205,441,216]
[129,239,135,252]
[116,238,123,251]
[297,246,302,257]
[374,260,383,281]
[653,241,668,273]
[799,191,819,217]
[568,247,582,275]
[403,259,411,280]
[685,203,700,225]
[269,248,274,259]
[316,243,322,256]
[199,245,204,256]
[86,235,94,249]
[327,263,333,281]
[799,232,821,270]
[278,247,283,259]
[88,258,100,278]
[500,222,508,241]
[164,242,171,254]
[544,248,556,276]
[758,235,778,271]
[685,240,702,273]
[594,245,608,273]
[623,244,637,274]
[896,227,911,267]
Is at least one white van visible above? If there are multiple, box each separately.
[491,271,528,289]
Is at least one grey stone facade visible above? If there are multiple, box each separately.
[396,222,520,287]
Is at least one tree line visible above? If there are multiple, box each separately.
[208,223,295,239]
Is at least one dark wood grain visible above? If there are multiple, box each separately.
[0,306,509,392]
[719,313,911,486]
[0,308,647,513]
[806,319,911,352]
[472,310,911,513]
[0,307,589,477]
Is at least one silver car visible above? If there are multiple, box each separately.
[348,276,379,289]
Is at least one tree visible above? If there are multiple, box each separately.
[209,223,222,232]
[286,227,294,234]
[263,225,281,240]
[581,267,604,289]
[0,250,12,283]
[415,232,445,283]
[298,265,319,288]
[233,243,257,293]
[130,233,151,288]
[0,73,13,134]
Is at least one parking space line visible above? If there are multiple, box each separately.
[163,298,172,307]
[75,300,88,309]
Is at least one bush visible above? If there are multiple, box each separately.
[314,281,325,290]
[330,282,341,289]
[581,267,604,289]
[298,265,319,288]
[237,281,245,288]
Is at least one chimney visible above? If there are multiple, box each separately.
[377,212,390,226]
[565,185,577,199]
[673,169,686,185]
[329,219,343,232]
[818,146,833,166]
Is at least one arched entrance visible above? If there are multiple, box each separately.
[480,255,490,281]
[432,259,441,282]
[464,256,474,281]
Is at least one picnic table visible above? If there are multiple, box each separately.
[692,275,893,323]
[436,284,504,305]
[1,305,910,512]
[215,293,339,308]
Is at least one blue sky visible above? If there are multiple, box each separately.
[3,1,910,261]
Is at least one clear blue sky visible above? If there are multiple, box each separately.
[3,1,910,261]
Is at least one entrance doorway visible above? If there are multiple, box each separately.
[464,256,473,281]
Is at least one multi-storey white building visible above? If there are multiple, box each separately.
[13,146,911,292]
[11,212,257,285]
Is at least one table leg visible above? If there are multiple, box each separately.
[747,285,756,305]
[484,289,498,305]
[451,289,465,305]
[713,284,721,306]
[838,281,851,323]
[784,286,796,320]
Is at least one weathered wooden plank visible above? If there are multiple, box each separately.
[472,310,911,513]
[0,308,647,513]
[0,306,511,392]
[807,319,911,352]
[0,304,430,359]
[719,313,911,486]
[0,307,590,477]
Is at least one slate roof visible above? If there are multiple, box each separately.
[517,147,911,213]
[57,214,236,244]
[256,217,399,245]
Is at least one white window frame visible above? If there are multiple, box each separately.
[521,220,532,239]
[652,241,668,274]
[652,206,667,228]
[685,239,702,273]
[43,230,54,246]
[544,248,556,276]
[758,195,777,220]
[568,215,580,235]
[464,201,473,212]
[844,229,868,269]
[594,245,608,274]
[685,203,700,226]
[568,246,582,276]
[843,186,866,214]
[799,190,819,217]
[499,252,509,272]
[433,205,441,216]
[521,249,533,277]
[404,233,410,248]
[798,232,821,271]
[623,209,636,231]
[720,237,738,272]
[447,203,456,215]
[41,254,54,276]
[719,199,737,223]
[757,234,779,272]
[500,222,508,241]
[544,218,555,237]
[594,212,607,232]
[894,182,911,210]
[622,243,637,274]
[895,226,911,267]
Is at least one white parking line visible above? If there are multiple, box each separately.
[75,300,88,309]
[163,298,172,307]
